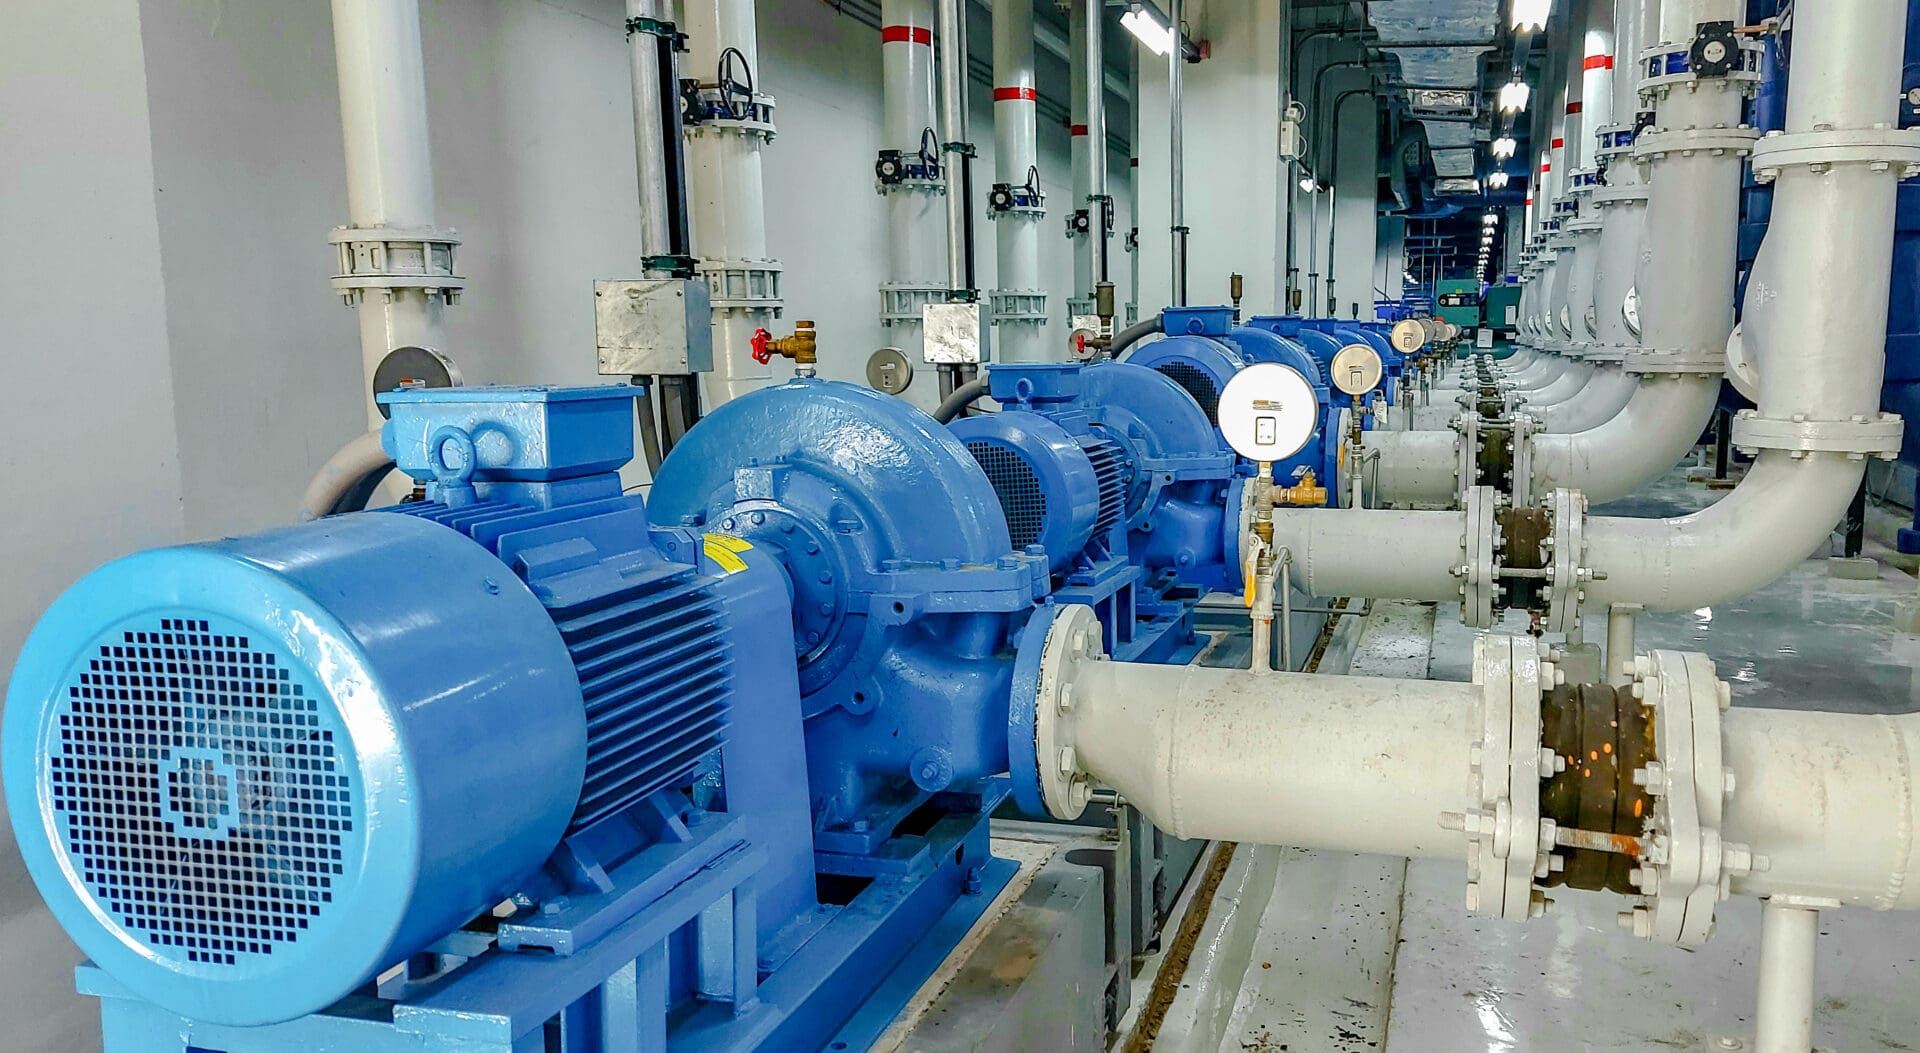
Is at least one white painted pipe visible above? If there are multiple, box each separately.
[1584,0,1906,609]
[1604,602,1637,687]
[881,0,945,412]
[1721,707,1920,911]
[682,0,779,406]
[1364,431,1459,506]
[1268,507,1466,601]
[1530,368,1637,431]
[331,0,446,429]
[1529,375,1719,501]
[1754,901,1819,1053]
[990,0,1047,361]
[298,429,393,522]
[1578,4,1616,172]
[1064,657,1480,859]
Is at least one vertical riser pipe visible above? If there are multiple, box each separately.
[991,0,1047,361]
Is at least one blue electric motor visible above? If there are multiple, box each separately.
[1,387,786,1026]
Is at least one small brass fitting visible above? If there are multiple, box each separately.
[1271,469,1329,508]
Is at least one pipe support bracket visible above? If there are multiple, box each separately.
[1729,409,1904,461]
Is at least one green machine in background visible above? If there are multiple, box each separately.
[1436,278,1483,329]
[1482,282,1522,334]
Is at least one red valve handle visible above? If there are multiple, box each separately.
[750,327,773,364]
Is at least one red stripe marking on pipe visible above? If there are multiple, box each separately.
[1566,101,1583,114]
[1584,54,1615,70]
[881,25,932,44]
[1070,124,1089,136]
[1552,137,1564,149]
[1541,162,1552,172]
[994,87,1038,101]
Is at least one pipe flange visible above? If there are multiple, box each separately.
[1544,488,1589,635]
[700,257,785,314]
[988,289,1051,324]
[1631,125,1760,162]
[1459,485,1500,628]
[1590,183,1651,207]
[1729,409,1904,460]
[1509,415,1539,510]
[1454,412,1483,507]
[1749,126,1920,183]
[1582,344,1632,363]
[1620,348,1725,375]
[1027,602,1105,821]
[1621,650,1756,946]
[1562,216,1604,234]
[1462,634,1552,922]
[328,224,465,303]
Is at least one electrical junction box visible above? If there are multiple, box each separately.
[594,278,714,376]
[923,301,991,364]
[1278,101,1304,161]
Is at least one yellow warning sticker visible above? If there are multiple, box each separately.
[702,533,752,574]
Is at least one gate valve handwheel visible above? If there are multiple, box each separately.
[751,327,774,364]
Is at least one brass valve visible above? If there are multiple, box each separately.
[752,321,818,373]
[1270,468,1328,508]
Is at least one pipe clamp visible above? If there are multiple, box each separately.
[1749,127,1920,183]
[328,225,465,304]
[1730,409,1903,460]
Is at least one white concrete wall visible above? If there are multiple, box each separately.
[0,3,1129,1047]
[1329,78,1378,321]
[1137,0,1288,313]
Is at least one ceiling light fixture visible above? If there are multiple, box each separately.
[1493,135,1517,159]
[1121,2,1176,57]
[1510,0,1550,32]
[1499,79,1532,114]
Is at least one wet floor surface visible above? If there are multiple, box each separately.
[1403,466,1920,1051]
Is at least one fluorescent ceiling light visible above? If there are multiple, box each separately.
[1483,213,1499,225]
[1499,80,1532,114]
[1121,4,1175,57]
[1511,0,1550,31]
[1492,136,1517,159]
[1299,176,1318,192]
[1488,170,1512,188]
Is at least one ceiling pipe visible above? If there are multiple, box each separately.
[1082,0,1111,309]
[1067,2,1093,315]
[1167,0,1187,306]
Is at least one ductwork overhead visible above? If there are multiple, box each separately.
[1368,0,1500,184]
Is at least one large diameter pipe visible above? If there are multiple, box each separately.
[1065,658,1480,860]
[1364,431,1459,506]
[880,0,945,411]
[682,0,778,404]
[331,0,446,428]
[1269,507,1467,601]
[1721,708,1920,911]
[991,0,1045,361]
[1529,375,1718,501]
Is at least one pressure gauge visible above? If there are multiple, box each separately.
[1218,362,1319,462]
[1390,319,1426,353]
[1329,343,1384,397]
[866,347,914,395]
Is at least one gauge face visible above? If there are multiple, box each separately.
[1391,319,1426,353]
[1218,362,1319,462]
[1329,343,1385,396]
[866,347,913,394]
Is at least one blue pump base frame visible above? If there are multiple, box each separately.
[80,788,1014,1053]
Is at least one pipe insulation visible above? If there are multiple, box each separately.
[682,0,781,405]
[990,0,1047,361]
[330,0,449,429]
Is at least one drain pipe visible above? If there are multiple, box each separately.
[1082,0,1113,329]
[878,0,946,412]
[937,0,978,304]
[682,0,784,406]
[1067,3,1093,318]
[990,0,1048,360]
[329,0,462,430]
[1168,0,1188,306]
